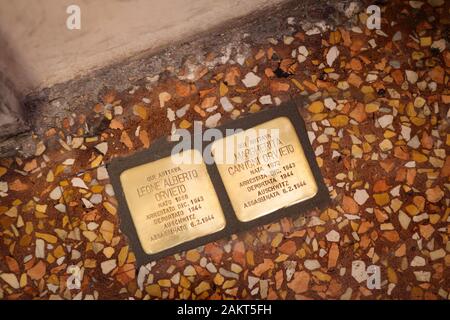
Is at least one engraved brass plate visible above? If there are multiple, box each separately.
[211,117,318,222]
[120,149,226,254]
[108,101,329,264]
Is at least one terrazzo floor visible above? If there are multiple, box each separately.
[0,0,449,300]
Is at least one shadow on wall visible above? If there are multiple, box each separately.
[0,28,31,151]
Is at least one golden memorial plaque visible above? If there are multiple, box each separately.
[211,117,318,222]
[119,149,226,254]
[109,102,329,264]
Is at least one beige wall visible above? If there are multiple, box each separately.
[0,0,285,93]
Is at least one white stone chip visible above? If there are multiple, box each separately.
[54,203,66,213]
[354,189,369,205]
[137,266,150,291]
[176,104,190,118]
[324,97,337,110]
[205,113,222,128]
[401,125,411,141]
[248,276,259,289]
[97,166,109,181]
[411,256,426,267]
[101,259,117,274]
[0,273,20,289]
[407,136,420,149]
[431,39,445,52]
[298,46,309,57]
[167,108,176,122]
[259,95,272,105]
[35,239,45,259]
[304,259,321,270]
[326,230,340,242]
[63,158,75,165]
[220,97,234,112]
[378,115,393,128]
[95,142,108,155]
[326,46,340,67]
[405,70,418,84]
[414,271,431,282]
[71,177,88,189]
[242,72,261,88]
[49,186,62,200]
[430,248,445,261]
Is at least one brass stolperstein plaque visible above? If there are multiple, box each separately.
[109,101,330,264]
[211,117,318,222]
[120,149,226,254]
